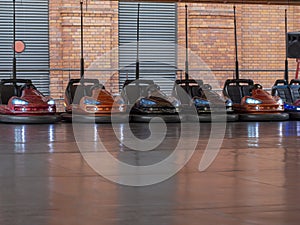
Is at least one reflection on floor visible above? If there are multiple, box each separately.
[0,121,300,225]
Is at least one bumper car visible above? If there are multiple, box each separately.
[172,79,238,122]
[61,79,126,123]
[122,80,182,123]
[272,79,300,120]
[223,79,289,121]
[0,79,58,123]
[61,1,126,123]
[172,6,236,123]
[220,7,287,121]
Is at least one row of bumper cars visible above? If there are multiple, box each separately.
[3,77,298,124]
[173,79,238,122]
[0,79,59,124]
[272,79,300,119]
[61,79,127,123]
[223,79,289,121]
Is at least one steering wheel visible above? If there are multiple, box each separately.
[253,84,263,90]
[90,84,105,92]
[202,84,212,90]
[146,84,160,94]
[20,83,36,91]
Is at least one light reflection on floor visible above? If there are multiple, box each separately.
[0,121,300,225]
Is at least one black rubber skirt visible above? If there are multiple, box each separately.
[238,113,289,121]
[187,113,239,122]
[130,113,184,123]
[0,114,60,124]
[288,112,300,120]
[61,112,128,123]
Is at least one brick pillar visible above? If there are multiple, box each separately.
[49,0,118,112]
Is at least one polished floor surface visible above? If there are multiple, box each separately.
[1,121,300,225]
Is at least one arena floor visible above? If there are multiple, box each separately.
[0,121,300,225]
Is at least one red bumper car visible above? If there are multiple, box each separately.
[223,79,289,121]
[61,79,126,123]
[0,79,58,123]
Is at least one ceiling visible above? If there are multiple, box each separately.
[120,0,300,6]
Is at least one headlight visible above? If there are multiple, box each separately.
[115,96,125,105]
[277,98,283,105]
[140,98,156,107]
[171,98,181,107]
[47,99,55,105]
[84,98,101,105]
[194,98,209,106]
[11,99,28,105]
[225,99,233,107]
[245,98,262,104]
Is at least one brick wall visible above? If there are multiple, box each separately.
[49,0,119,111]
[178,3,300,90]
[49,1,300,111]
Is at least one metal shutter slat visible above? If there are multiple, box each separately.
[118,2,177,95]
[0,0,49,95]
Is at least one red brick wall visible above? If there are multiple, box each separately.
[178,3,300,90]
[49,2,300,111]
[49,0,119,111]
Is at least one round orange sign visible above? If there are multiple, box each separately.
[14,40,26,53]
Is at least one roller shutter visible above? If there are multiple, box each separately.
[118,2,177,94]
[0,0,49,95]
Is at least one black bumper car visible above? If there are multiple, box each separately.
[122,80,182,123]
[172,79,238,122]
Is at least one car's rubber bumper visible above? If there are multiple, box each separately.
[130,113,184,123]
[226,113,239,122]
[288,112,300,120]
[0,114,60,124]
[61,112,128,123]
[187,113,239,122]
[238,113,289,121]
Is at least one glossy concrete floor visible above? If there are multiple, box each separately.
[1,121,300,225]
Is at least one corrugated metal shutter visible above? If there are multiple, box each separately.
[118,2,177,94]
[0,0,49,95]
